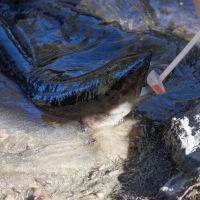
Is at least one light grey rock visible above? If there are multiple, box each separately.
[77,0,200,43]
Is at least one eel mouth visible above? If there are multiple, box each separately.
[135,65,150,97]
[135,52,152,97]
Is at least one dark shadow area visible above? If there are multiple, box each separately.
[26,195,35,200]
[112,99,200,199]
[60,0,82,7]
[111,112,180,199]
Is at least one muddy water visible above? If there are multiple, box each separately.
[1,0,200,199]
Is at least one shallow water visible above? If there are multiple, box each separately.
[1,1,200,199]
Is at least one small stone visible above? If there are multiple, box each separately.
[96,191,104,199]
[108,170,120,177]
[81,190,90,195]
[93,178,98,182]
[5,195,15,200]
[99,164,106,171]
[0,129,8,142]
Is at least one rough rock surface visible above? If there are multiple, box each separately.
[157,101,200,199]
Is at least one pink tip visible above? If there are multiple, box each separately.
[147,70,166,95]
[150,84,166,94]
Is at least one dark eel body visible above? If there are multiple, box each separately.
[0,16,152,127]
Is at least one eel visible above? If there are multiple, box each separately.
[0,16,152,127]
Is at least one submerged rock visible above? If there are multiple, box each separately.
[157,168,200,200]
[76,0,199,41]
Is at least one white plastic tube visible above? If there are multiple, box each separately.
[160,29,200,81]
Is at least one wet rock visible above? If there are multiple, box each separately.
[77,0,199,42]
[163,101,200,172]
[157,101,200,199]
[157,168,200,200]
[75,0,148,32]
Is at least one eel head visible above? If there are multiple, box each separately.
[42,51,152,128]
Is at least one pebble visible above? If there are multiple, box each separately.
[0,129,8,142]
[96,191,104,199]
[108,170,120,177]
[99,164,106,171]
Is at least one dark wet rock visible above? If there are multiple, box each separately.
[76,0,199,42]
[112,130,178,199]
[157,168,200,200]
[157,101,200,199]
[74,0,148,32]
[163,101,200,172]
